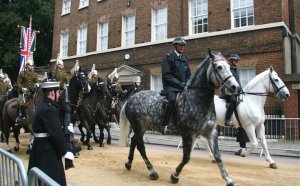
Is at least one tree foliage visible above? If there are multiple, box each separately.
[0,0,54,82]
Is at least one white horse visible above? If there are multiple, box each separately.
[201,66,290,169]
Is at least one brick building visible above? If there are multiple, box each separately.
[51,0,300,120]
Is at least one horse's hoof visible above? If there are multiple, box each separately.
[269,163,277,169]
[125,162,131,170]
[170,173,179,184]
[87,146,93,150]
[150,172,159,180]
[14,146,19,152]
[211,160,216,163]
[107,139,111,145]
[227,182,235,186]
[99,143,105,147]
[93,138,99,143]
[80,137,84,142]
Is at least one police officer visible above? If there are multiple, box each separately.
[54,53,69,89]
[16,55,38,121]
[28,81,74,186]
[221,53,241,126]
[161,36,191,134]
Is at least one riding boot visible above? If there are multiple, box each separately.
[161,104,173,134]
[224,103,235,126]
[16,104,25,122]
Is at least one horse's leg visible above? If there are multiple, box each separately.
[105,123,111,145]
[78,122,85,142]
[98,126,105,147]
[81,120,93,150]
[125,134,138,170]
[199,136,215,162]
[13,125,21,152]
[240,125,258,157]
[92,125,100,143]
[256,124,276,168]
[170,135,193,183]
[206,128,235,186]
[135,134,158,180]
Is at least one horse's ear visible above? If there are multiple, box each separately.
[208,48,214,59]
[270,65,274,72]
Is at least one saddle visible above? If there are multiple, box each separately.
[161,91,181,111]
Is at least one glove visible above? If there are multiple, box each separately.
[68,123,75,133]
[64,151,74,160]
[22,88,27,93]
[237,87,243,94]
[35,83,40,88]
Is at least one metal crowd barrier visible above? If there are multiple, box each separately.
[0,148,28,186]
[0,148,59,186]
[28,167,60,186]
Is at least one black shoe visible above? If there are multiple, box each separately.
[161,126,171,135]
[225,120,233,127]
[235,148,246,156]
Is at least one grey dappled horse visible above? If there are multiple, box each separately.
[202,66,290,168]
[119,51,240,186]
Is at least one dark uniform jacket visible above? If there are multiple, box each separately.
[55,68,69,89]
[162,51,191,92]
[220,64,241,99]
[17,70,38,93]
[0,81,10,100]
[28,97,67,186]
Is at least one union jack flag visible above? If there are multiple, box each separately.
[19,17,36,73]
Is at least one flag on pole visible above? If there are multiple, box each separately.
[19,16,36,73]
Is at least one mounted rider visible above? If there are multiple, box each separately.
[54,53,69,90]
[0,69,11,101]
[88,64,99,86]
[107,68,123,97]
[220,53,242,126]
[16,55,38,122]
[161,36,191,134]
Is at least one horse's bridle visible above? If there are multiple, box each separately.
[241,71,286,97]
[210,57,233,88]
[269,73,286,97]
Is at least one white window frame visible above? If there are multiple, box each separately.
[77,25,87,55]
[231,0,254,28]
[239,68,256,87]
[79,0,89,9]
[152,7,167,41]
[150,74,163,91]
[62,0,71,15]
[189,0,208,35]
[97,22,109,51]
[122,15,135,46]
[60,31,69,57]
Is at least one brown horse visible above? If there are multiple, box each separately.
[1,87,44,152]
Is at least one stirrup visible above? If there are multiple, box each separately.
[224,120,233,127]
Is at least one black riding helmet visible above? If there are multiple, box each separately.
[228,53,240,61]
[173,36,186,45]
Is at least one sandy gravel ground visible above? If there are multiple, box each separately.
[1,133,300,186]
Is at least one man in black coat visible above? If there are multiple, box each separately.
[161,36,191,134]
[28,81,74,186]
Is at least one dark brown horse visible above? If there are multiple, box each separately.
[1,87,44,152]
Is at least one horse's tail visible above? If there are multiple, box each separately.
[119,102,130,147]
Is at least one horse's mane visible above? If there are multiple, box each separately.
[243,68,269,91]
[187,55,210,87]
